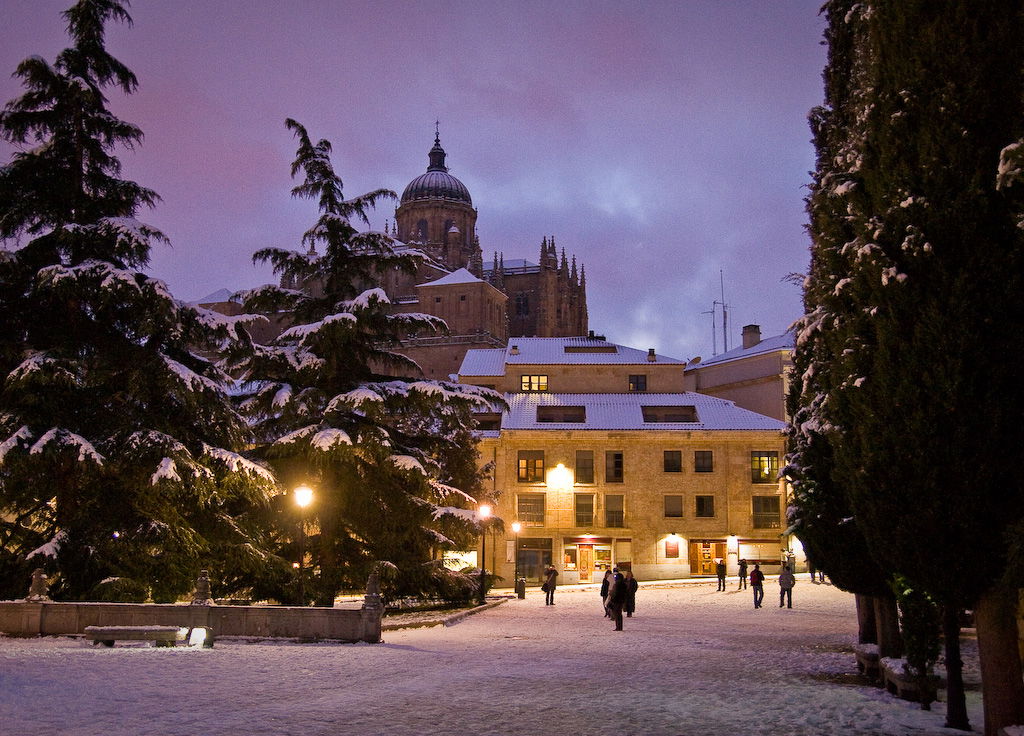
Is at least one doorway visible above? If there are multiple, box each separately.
[689,540,726,575]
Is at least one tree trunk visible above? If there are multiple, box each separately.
[942,602,970,731]
[856,593,878,644]
[975,583,1024,736]
[875,594,902,658]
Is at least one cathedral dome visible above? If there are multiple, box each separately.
[400,134,472,205]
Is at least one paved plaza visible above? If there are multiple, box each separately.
[0,579,982,735]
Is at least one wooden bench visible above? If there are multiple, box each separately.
[84,625,213,648]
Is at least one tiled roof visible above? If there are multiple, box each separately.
[459,348,507,377]
[693,330,795,368]
[499,392,785,432]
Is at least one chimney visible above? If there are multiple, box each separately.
[510,345,519,355]
[647,348,656,362]
[742,324,761,349]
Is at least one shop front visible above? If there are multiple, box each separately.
[515,537,553,583]
[562,536,614,583]
[689,539,727,576]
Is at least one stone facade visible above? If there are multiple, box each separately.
[457,337,793,585]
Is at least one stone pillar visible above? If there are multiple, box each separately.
[360,572,383,643]
[26,568,51,602]
[191,570,214,606]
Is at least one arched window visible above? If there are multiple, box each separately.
[417,219,428,242]
[515,293,529,316]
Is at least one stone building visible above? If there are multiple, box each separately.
[457,336,790,584]
[683,325,795,422]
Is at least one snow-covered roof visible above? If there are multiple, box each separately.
[693,330,795,368]
[498,392,785,432]
[459,348,509,377]
[418,268,483,288]
[193,288,236,304]
[459,337,684,376]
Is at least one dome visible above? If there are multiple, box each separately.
[400,134,472,205]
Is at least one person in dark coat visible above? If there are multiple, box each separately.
[600,569,613,617]
[623,570,639,617]
[606,571,627,630]
[778,564,796,608]
[715,558,727,591]
[807,559,818,583]
[542,565,558,605]
[737,558,749,590]
[749,563,765,609]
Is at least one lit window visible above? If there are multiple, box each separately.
[521,375,548,392]
[517,450,545,482]
[751,451,779,483]
[628,374,647,392]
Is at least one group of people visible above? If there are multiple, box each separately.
[540,560,800,620]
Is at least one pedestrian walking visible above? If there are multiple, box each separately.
[600,569,613,617]
[607,570,627,630]
[778,564,796,608]
[818,568,826,583]
[807,559,818,583]
[737,558,748,590]
[542,565,558,605]
[715,558,727,591]
[749,563,765,608]
[623,570,639,617]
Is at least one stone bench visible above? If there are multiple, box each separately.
[879,658,941,703]
[853,644,880,681]
[84,625,213,648]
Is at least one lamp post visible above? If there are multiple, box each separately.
[294,484,314,605]
[478,503,492,605]
[511,521,524,599]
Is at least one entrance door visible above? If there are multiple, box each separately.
[578,544,594,583]
[689,541,726,575]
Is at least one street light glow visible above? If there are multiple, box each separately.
[479,503,492,520]
[294,485,314,508]
[511,521,522,534]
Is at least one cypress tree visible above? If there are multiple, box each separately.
[0,0,277,601]
[793,1,1024,731]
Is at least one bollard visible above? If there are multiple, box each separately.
[515,577,526,599]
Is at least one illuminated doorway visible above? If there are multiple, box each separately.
[689,540,726,576]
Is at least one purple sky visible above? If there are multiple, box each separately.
[1,1,826,361]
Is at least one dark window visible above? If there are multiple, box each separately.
[575,450,594,484]
[664,495,683,518]
[641,405,699,422]
[751,451,779,483]
[417,218,428,241]
[605,451,624,483]
[517,450,545,482]
[434,296,442,303]
[752,495,781,529]
[628,374,647,392]
[515,293,529,316]
[663,450,682,473]
[574,494,595,527]
[695,495,715,518]
[474,412,501,431]
[665,539,680,558]
[694,450,714,473]
[460,294,466,301]
[536,406,585,423]
[521,375,548,392]
[517,493,545,526]
[605,494,624,527]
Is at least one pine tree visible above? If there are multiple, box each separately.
[792,1,1024,732]
[230,119,500,605]
[0,0,277,601]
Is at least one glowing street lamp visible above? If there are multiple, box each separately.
[478,503,492,605]
[511,521,523,598]
[294,485,314,605]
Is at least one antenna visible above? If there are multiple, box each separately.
[702,307,717,356]
[714,270,730,353]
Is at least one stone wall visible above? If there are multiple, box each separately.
[0,601,382,643]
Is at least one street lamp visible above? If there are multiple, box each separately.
[478,503,492,605]
[294,485,314,605]
[511,521,524,599]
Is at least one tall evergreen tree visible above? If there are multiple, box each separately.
[792,1,1024,732]
[230,119,500,605]
[0,0,278,601]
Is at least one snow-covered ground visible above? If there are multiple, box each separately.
[0,578,984,735]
